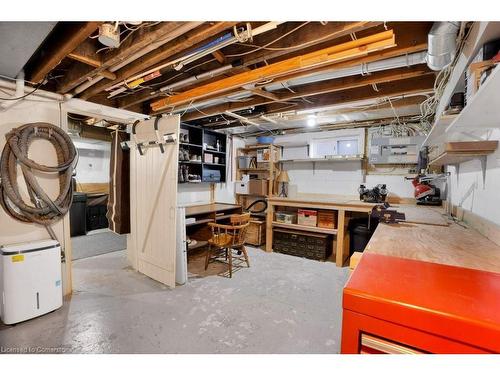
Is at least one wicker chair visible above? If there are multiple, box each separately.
[205,213,251,278]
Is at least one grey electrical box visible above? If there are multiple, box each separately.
[369,135,425,164]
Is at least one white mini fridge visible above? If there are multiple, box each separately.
[0,239,63,325]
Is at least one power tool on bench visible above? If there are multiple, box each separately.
[358,184,388,203]
[405,174,449,206]
[405,146,449,206]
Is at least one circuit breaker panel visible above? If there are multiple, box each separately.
[369,134,425,164]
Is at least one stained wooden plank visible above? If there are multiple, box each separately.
[28,22,101,83]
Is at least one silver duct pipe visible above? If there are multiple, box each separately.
[426,22,461,71]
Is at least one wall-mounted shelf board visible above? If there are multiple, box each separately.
[280,156,364,163]
[272,221,338,235]
[423,22,500,147]
[204,149,226,155]
[445,64,500,132]
[180,142,202,148]
[429,151,494,167]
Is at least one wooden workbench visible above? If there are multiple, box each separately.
[266,194,377,267]
[365,220,500,274]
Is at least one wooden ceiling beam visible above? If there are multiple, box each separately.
[180,65,433,121]
[79,22,238,100]
[242,21,382,66]
[151,30,397,112]
[27,22,102,83]
[58,22,201,94]
[117,22,381,110]
[212,50,227,64]
[263,75,435,115]
[176,24,430,121]
[250,88,281,101]
[67,53,116,80]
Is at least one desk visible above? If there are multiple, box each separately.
[266,194,376,267]
[184,203,242,244]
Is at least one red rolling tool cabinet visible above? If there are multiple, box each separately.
[341,253,500,354]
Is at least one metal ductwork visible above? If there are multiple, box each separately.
[426,22,461,71]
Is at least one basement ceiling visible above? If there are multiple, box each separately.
[8,21,441,135]
[0,22,56,78]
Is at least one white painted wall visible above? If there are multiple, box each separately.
[447,128,500,226]
[246,129,414,198]
[73,139,111,184]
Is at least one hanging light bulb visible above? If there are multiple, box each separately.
[307,114,317,127]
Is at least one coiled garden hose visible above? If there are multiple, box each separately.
[0,123,77,249]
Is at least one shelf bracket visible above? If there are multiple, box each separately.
[479,155,487,188]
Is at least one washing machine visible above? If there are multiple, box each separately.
[0,239,63,325]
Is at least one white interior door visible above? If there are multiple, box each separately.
[129,116,179,287]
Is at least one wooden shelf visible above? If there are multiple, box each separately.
[429,151,494,167]
[280,156,364,163]
[204,163,226,167]
[204,149,226,155]
[186,218,214,227]
[239,168,270,171]
[179,160,202,164]
[239,144,279,151]
[272,221,338,235]
[180,142,202,148]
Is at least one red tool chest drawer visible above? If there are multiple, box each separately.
[341,253,500,354]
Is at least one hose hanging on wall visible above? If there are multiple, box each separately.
[0,122,77,246]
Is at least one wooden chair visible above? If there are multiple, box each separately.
[205,213,251,278]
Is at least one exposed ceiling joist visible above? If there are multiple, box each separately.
[263,75,435,115]
[117,22,384,110]
[79,22,238,100]
[241,21,382,66]
[58,22,201,94]
[27,22,102,83]
[151,29,397,112]
[181,64,432,121]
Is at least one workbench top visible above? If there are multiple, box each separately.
[268,194,377,209]
[366,219,500,274]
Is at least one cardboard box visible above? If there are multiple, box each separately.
[297,209,317,227]
[248,179,268,196]
[318,210,337,229]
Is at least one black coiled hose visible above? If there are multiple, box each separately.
[0,123,77,235]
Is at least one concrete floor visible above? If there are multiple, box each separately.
[0,247,350,354]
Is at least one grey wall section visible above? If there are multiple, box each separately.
[0,22,56,78]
